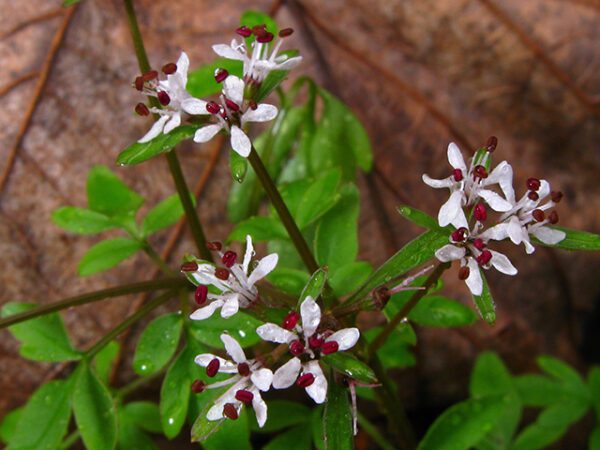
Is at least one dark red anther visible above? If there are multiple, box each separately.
[473,238,486,251]
[191,379,207,394]
[473,165,488,179]
[181,261,199,272]
[528,191,539,201]
[194,285,208,305]
[289,340,305,356]
[206,101,221,114]
[279,28,294,37]
[221,251,237,268]
[476,250,492,266]
[308,335,324,349]
[474,203,487,221]
[526,177,541,191]
[134,76,144,91]
[214,68,229,83]
[142,70,159,81]
[248,100,258,110]
[321,341,339,355]
[257,32,275,43]
[548,211,559,224]
[453,168,464,182]
[252,24,267,37]
[135,103,150,116]
[225,98,240,112]
[235,389,254,404]
[162,62,177,75]
[237,362,250,377]
[551,191,563,203]
[451,227,468,242]
[458,266,470,280]
[486,136,498,153]
[236,26,252,37]
[296,373,315,388]
[207,241,222,251]
[532,209,545,222]
[223,403,239,420]
[206,358,220,377]
[282,311,300,330]
[157,91,171,106]
[215,268,230,280]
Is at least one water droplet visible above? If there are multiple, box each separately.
[238,330,246,338]
[168,417,175,425]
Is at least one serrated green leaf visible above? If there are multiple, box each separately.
[472,271,496,324]
[93,340,119,385]
[73,364,117,450]
[187,59,244,98]
[323,375,354,450]
[397,205,443,230]
[228,216,288,243]
[250,401,310,433]
[188,312,262,348]
[267,267,310,296]
[133,313,183,376]
[535,226,600,250]
[116,125,200,166]
[0,407,21,445]
[329,262,373,297]
[78,237,142,276]
[122,401,162,434]
[141,194,189,236]
[322,353,377,384]
[1,302,81,362]
[6,380,72,450]
[87,165,143,215]
[263,425,313,450]
[202,409,252,450]
[299,267,328,303]
[51,207,114,235]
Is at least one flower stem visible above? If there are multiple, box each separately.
[122,0,212,261]
[0,278,187,329]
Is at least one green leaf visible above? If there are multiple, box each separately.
[322,353,378,384]
[255,69,289,103]
[116,125,200,166]
[323,376,354,450]
[93,340,119,385]
[6,380,72,450]
[63,0,81,6]
[86,165,143,215]
[514,375,565,407]
[0,408,21,445]
[51,207,114,235]
[311,406,326,450]
[228,216,288,243]
[329,262,373,297]
[417,395,507,450]
[470,352,514,398]
[1,302,81,362]
[73,364,117,450]
[590,427,600,450]
[408,295,477,327]
[187,59,244,98]
[588,366,600,417]
[122,401,162,434]
[133,313,183,376]
[299,267,329,303]
[535,226,600,250]
[263,425,313,450]
[364,326,416,369]
[296,169,342,229]
[472,270,496,324]
[230,149,249,183]
[189,311,262,348]
[190,388,228,442]
[397,205,443,230]
[78,237,142,276]
[340,103,373,171]
[160,346,194,439]
[202,410,252,450]
[117,414,159,450]
[241,10,278,36]
[271,106,306,172]
[142,194,189,236]
[267,267,310,296]
[537,355,588,396]
[250,401,310,433]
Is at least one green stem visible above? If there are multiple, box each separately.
[0,278,187,329]
[122,0,212,261]
[85,290,175,359]
[142,242,175,275]
[357,412,396,450]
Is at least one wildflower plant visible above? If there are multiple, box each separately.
[1,4,600,450]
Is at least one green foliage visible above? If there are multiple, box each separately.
[78,237,143,276]
[188,311,263,348]
[263,425,313,450]
[397,205,444,230]
[51,207,115,235]
[141,194,189,236]
[322,352,378,384]
[87,165,143,216]
[250,401,311,433]
[384,294,477,328]
[202,410,252,450]
[536,226,600,250]
[364,325,417,369]
[299,266,329,303]
[323,375,354,450]
[122,401,163,434]
[329,262,373,297]
[0,408,21,444]
[187,58,244,98]
[133,313,183,376]
[471,270,496,324]
[230,149,249,183]
[228,216,288,243]
[93,340,120,384]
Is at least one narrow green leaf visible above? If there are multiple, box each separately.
[1,302,81,362]
[341,104,373,171]
[296,168,342,229]
[230,149,248,183]
[535,226,600,250]
[122,401,162,434]
[255,69,289,103]
[299,267,329,302]
[0,408,21,445]
[6,380,72,450]
[590,427,600,450]
[588,367,600,417]
[250,401,310,433]
[267,267,310,296]
[160,346,193,439]
[133,313,183,376]
[537,355,588,395]
[78,237,142,276]
[329,262,373,297]
[52,207,114,235]
[514,375,565,407]
[472,271,496,324]
[190,389,228,442]
[271,106,306,172]
[142,194,189,236]
[364,326,416,369]
[311,406,326,450]
[228,216,288,243]
[323,376,354,450]
[202,409,252,450]
[73,364,117,450]
[189,312,262,348]
[93,340,120,385]
[116,125,200,166]
[408,295,477,327]
[322,353,378,384]
[397,205,443,230]
[86,165,143,215]
[263,425,313,450]
[187,59,244,98]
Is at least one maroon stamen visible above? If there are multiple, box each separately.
[474,203,487,221]
[458,266,470,280]
[551,191,563,203]
[321,341,339,355]
[308,335,324,349]
[237,362,250,377]
[225,98,240,112]
[532,209,545,222]
[134,76,144,91]
[236,26,252,37]
[473,238,486,251]
[528,191,539,201]
[135,103,150,116]
[473,165,488,179]
[181,261,198,272]
[289,340,305,356]
[282,311,300,330]
[206,101,221,115]
[257,32,275,43]
[207,241,222,251]
[451,227,468,243]
[194,285,208,305]
[162,63,177,75]
[142,70,158,81]
[486,136,498,153]
[526,177,541,191]
[157,91,171,106]
[548,211,559,224]
[248,100,258,110]
[252,25,267,37]
[214,68,229,83]
[215,268,230,280]
[191,379,206,394]
[476,250,492,266]
[279,28,294,37]
[235,389,254,404]
[296,373,315,388]
[223,403,239,420]
[206,358,220,377]
[453,168,463,182]
[221,251,237,268]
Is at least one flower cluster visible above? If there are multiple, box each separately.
[423,138,565,295]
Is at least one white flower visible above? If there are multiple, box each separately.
[194,334,273,427]
[422,142,514,229]
[189,235,278,321]
[256,296,360,404]
[192,75,278,157]
[137,52,208,143]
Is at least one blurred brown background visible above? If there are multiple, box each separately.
[1,0,599,448]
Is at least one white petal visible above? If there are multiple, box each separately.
[163,113,181,134]
[506,216,526,245]
[251,368,273,391]
[256,323,297,344]
[479,223,510,241]
[194,124,222,143]
[230,126,251,157]
[300,296,321,338]
[247,253,278,288]
[223,75,245,106]
[478,190,513,212]
[438,190,467,228]
[532,226,566,245]
[465,258,483,296]
[447,142,467,172]
[194,354,238,373]
[273,357,301,389]
[190,300,224,321]
[242,104,278,124]
[275,56,302,70]
[182,98,209,115]
[221,333,246,363]
[422,174,454,189]
[524,237,536,254]
[538,180,551,200]
[242,235,255,275]
[489,250,518,275]
[435,244,466,262]
[486,161,515,204]
[221,295,240,318]
[304,361,327,404]
[176,52,190,85]
[326,328,360,351]
[212,44,245,61]
[138,115,169,143]
[252,392,268,427]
